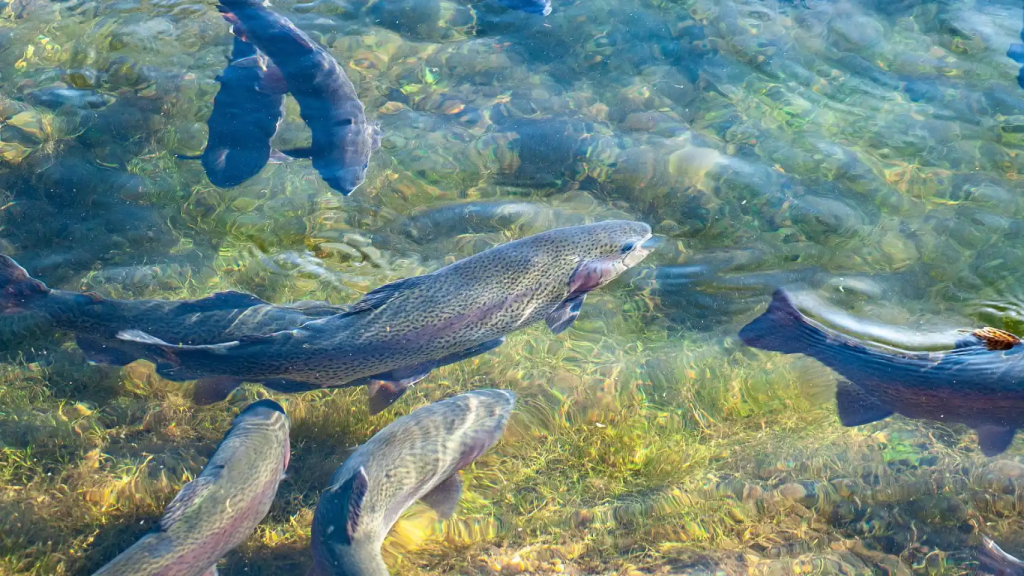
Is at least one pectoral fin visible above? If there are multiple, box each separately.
[834,381,893,427]
[366,380,416,415]
[362,338,507,414]
[977,425,1017,456]
[545,294,585,335]
[280,147,315,159]
[420,474,462,519]
[193,377,244,405]
[161,471,221,530]
[971,327,1022,351]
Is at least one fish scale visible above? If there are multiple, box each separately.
[310,389,515,576]
[121,220,653,413]
[92,400,290,576]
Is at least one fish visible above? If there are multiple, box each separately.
[979,535,1024,576]
[177,35,286,188]
[92,399,290,576]
[216,0,381,195]
[495,0,552,15]
[739,289,1024,456]
[117,220,653,413]
[0,254,348,404]
[309,389,515,576]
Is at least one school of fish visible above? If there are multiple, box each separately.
[5,0,1023,573]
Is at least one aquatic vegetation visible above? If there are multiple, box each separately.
[1,0,1024,574]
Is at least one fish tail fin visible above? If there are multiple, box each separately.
[738,289,824,354]
[0,254,51,314]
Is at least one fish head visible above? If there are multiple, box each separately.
[320,122,382,195]
[234,399,291,468]
[451,389,516,470]
[549,220,653,298]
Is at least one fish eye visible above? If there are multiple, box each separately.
[620,242,636,254]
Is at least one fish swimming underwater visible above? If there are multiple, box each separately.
[178,35,286,188]
[92,399,290,576]
[0,254,347,404]
[309,389,515,576]
[739,289,1024,456]
[118,220,653,413]
[216,0,381,195]
[979,535,1024,576]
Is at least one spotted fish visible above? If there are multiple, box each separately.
[92,399,290,575]
[740,289,1024,456]
[118,220,653,413]
[309,389,515,576]
[216,0,381,195]
[177,35,286,188]
[0,254,347,404]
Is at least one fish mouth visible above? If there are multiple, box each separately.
[240,398,287,416]
[623,232,655,268]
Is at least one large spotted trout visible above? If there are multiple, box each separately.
[119,221,653,413]
[740,289,1024,456]
[309,389,515,576]
[92,399,290,575]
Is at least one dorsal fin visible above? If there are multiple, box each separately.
[160,468,222,530]
[173,291,268,315]
[972,327,1022,351]
[342,275,428,316]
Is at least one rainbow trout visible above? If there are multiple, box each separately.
[177,35,286,188]
[309,389,515,576]
[0,254,346,404]
[740,289,1024,456]
[216,0,381,195]
[92,399,290,576]
[119,220,653,413]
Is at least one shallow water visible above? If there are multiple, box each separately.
[3,0,1024,573]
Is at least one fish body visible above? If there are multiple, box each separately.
[92,399,291,576]
[119,220,653,413]
[739,289,1024,456]
[216,0,380,195]
[179,36,285,188]
[309,389,515,576]
[0,254,346,401]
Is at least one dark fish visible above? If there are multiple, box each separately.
[979,535,1024,576]
[118,221,653,413]
[739,289,1024,456]
[92,399,290,576]
[178,36,286,188]
[309,389,514,576]
[0,254,347,404]
[495,0,551,15]
[216,0,381,195]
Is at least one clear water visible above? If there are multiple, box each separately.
[2,0,1024,573]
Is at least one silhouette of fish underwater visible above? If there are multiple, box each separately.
[740,289,1024,456]
[177,35,286,188]
[216,0,381,195]
[117,220,653,414]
